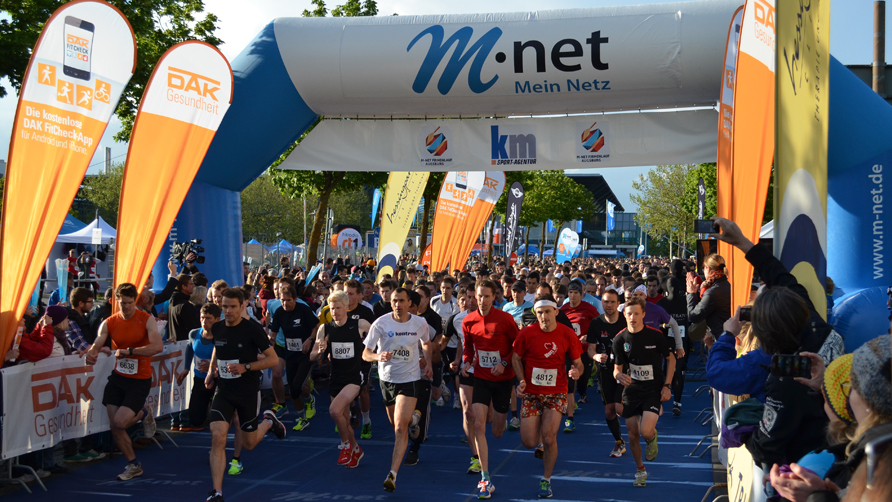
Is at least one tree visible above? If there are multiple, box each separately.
[489,172,536,265]
[78,163,125,223]
[0,0,222,142]
[631,164,696,257]
[520,171,595,261]
[681,163,717,221]
[268,1,384,265]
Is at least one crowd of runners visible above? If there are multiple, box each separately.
[12,217,892,502]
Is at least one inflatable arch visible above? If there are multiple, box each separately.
[151,0,892,350]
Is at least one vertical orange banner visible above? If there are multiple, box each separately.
[716,6,745,227]
[724,0,776,311]
[0,0,135,353]
[430,171,485,272]
[449,172,505,271]
[114,42,233,291]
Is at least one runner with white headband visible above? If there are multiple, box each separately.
[512,294,583,498]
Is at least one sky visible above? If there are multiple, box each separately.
[0,0,886,212]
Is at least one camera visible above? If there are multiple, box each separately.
[739,306,752,322]
[694,219,719,234]
[171,239,205,264]
[770,354,811,379]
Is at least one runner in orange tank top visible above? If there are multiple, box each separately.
[86,283,163,482]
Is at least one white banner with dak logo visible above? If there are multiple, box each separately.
[279,110,716,173]
[1,341,191,459]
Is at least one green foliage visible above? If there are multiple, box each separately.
[78,163,125,223]
[331,0,378,17]
[631,164,696,250]
[681,163,717,219]
[522,171,596,227]
[0,0,222,142]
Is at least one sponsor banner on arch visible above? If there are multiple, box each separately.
[1,341,191,459]
[115,41,233,291]
[1,0,135,355]
[279,111,717,173]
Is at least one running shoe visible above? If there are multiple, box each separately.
[304,396,316,419]
[346,446,364,468]
[563,418,575,433]
[508,417,521,431]
[577,394,589,404]
[361,423,372,439]
[117,462,143,481]
[292,416,310,432]
[227,459,243,475]
[337,445,351,465]
[405,449,419,465]
[610,440,626,458]
[207,490,225,502]
[271,402,289,418]
[442,383,452,402]
[453,398,462,410]
[477,479,495,499]
[142,404,156,438]
[633,468,647,487]
[35,469,50,479]
[64,453,90,463]
[573,401,579,411]
[383,472,396,492]
[538,478,553,498]
[436,397,445,407]
[264,410,287,439]
[645,431,658,461]
[82,450,107,461]
[467,457,482,474]
[534,444,545,459]
[409,410,421,440]
[672,402,682,416]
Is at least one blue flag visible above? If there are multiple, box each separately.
[371,188,381,228]
[576,220,582,233]
[547,220,555,233]
[606,201,616,231]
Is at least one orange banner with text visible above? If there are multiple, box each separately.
[449,172,506,270]
[430,172,485,272]
[722,0,775,312]
[0,0,135,354]
[114,42,233,291]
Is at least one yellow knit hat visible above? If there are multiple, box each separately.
[822,353,854,426]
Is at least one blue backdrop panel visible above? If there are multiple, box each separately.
[827,56,892,295]
[151,181,243,289]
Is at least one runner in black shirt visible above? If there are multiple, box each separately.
[205,288,286,502]
[656,276,691,416]
[586,289,628,458]
[611,295,674,488]
[373,279,395,319]
[268,284,319,431]
[311,290,368,468]
[405,285,443,465]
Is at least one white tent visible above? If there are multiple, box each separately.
[56,216,117,244]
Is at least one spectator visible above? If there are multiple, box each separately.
[168,274,200,343]
[49,274,75,306]
[12,312,54,363]
[685,253,731,337]
[65,287,93,353]
[87,288,114,344]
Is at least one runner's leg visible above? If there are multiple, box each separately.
[472,403,491,471]
[626,415,644,469]
[272,357,286,405]
[332,385,361,448]
[210,421,229,492]
[541,408,563,479]
[460,384,478,456]
[391,395,417,475]
[109,405,142,461]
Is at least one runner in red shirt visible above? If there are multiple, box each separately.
[461,280,519,499]
[512,293,583,499]
[559,281,599,432]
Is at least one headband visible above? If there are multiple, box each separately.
[534,300,558,309]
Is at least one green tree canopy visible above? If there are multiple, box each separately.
[0,0,222,142]
[631,164,698,255]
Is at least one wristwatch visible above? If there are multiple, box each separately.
[128,347,133,356]
[500,360,509,368]
[245,363,252,371]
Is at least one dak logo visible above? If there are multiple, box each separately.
[168,66,220,101]
[31,367,95,413]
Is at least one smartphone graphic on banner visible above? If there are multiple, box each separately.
[456,171,468,190]
[63,16,94,81]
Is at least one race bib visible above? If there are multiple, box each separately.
[392,345,412,362]
[478,350,500,368]
[630,363,654,381]
[532,367,557,387]
[572,323,581,336]
[332,342,355,360]
[116,357,138,376]
[286,337,302,352]
[217,359,241,379]
[678,326,686,338]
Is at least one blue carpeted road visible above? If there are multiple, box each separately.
[5,378,718,502]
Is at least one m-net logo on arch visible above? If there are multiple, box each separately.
[417,125,453,167]
[576,121,610,163]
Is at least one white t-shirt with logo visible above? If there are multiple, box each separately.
[365,313,431,384]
